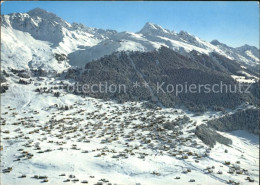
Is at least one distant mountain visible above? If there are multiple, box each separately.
[236,44,259,62]
[1,8,259,72]
[211,40,259,66]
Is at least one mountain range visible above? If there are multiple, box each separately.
[1,8,259,73]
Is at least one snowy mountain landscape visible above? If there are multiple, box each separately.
[1,8,259,185]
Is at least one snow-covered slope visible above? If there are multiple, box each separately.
[1,8,113,71]
[1,73,259,185]
[1,8,259,70]
[236,44,260,63]
[1,26,70,72]
[211,40,259,66]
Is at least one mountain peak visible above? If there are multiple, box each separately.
[238,44,257,49]
[210,40,231,49]
[26,8,70,28]
[138,22,170,35]
[28,8,48,14]
[144,22,160,29]
[27,8,64,22]
[236,44,259,52]
[28,8,53,17]
[210,40,222,46]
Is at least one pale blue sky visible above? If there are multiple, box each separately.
[1,1,259,48]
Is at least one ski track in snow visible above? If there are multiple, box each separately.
[128,55,164,108]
